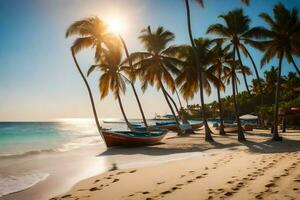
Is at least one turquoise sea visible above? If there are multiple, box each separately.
[0,118,205,198]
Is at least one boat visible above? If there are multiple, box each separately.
[155,121,176,126]
[190,123,203,130]
[102,130,168,147]
[216,124,238,133]
[224,127,238,133]
[152,113,174,120]
[155,121,203,131]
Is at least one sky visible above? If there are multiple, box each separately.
[0,0,299,121]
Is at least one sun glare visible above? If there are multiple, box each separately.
[107,18,124,33]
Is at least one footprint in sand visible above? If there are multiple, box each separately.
[112,178,119,183]
[224,191,233,196]
[172,186,179,190]
[89,187,99,191]
[61,194,71,198]
[161,190,171,195]
[157,181,165,185]
[129,170,137,173]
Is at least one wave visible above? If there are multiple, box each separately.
[0,149,58,159]
[0,172,49,197]
[0,135,104,159]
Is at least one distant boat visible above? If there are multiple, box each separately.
[155,121,176,126]
[102,130,167,147]
[152,113,174,120]
[155,121,203,131]
[103,120,124,124]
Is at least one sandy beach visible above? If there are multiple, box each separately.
[49,128,300,200]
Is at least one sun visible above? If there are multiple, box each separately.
[107,18,124,33]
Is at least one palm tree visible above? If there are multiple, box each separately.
[250,3,300,140]
[176,38,220,140]
[208,41,229,135]
[222,56,246,141]
[88,44,132,129]
[207,9,263,96]
[264,66,278,96]
[184,0,215,141]
[130,26,183,133]
[65,17,115,143]
[118,36,149,130]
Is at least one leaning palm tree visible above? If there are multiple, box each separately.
[184,1,214,141]
[249,3,300,140]
[65,17,116,142]
[207,9,264,96]
[208,41,230,135]
[130,26,183,133]
[183,0,250,140]
[222,57,246,141]
[88,45,132,129]
[176,38,220,140]
[118,36,149,130]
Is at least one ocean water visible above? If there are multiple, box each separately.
[0,118,125,198]
[0,118,204,198]
[0,121,99,157]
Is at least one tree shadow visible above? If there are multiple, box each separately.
[240,137,300,154]
[98,139,240,156]
[98,131,300,157]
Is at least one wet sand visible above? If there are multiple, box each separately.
[52,129,300,200]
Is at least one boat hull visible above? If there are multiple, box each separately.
[191,123,203,129]
[155,123,203,131]
[102,131,167,147]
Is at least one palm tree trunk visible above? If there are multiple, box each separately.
[165,90,180,115]
[166,89,190,125]
[282,115,286,133]
[291,56,300,76]
[236,46,251,96]
[117,94,131,130]
[119,35,149,129]
[235,81,239,95]
[71,49,106,144]
[217,73,226,135]
[175,88,183,108]
[245,47,263,92]
[159,80,182,134]
[272,53,283,141]
[232,46,246,141]
[184,0,213,141]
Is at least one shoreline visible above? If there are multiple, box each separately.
[52,129,300,200]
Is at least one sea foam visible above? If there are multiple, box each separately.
[0,172,49,197]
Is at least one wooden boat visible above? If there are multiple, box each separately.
[155,121,176,126]
[155,122,203,131]
[224,127,238,133]
[102,130,167,147]
[191,123,203,130]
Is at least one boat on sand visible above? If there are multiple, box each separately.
[102,130,167,147]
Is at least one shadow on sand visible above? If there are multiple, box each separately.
[98,131,300,157]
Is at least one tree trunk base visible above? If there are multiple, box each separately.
[205,134,214,142]
[272,133,282,141]
[238,130,246,142]
[219,125,226,135]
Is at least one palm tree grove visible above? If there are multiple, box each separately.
[1,1,300,200]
